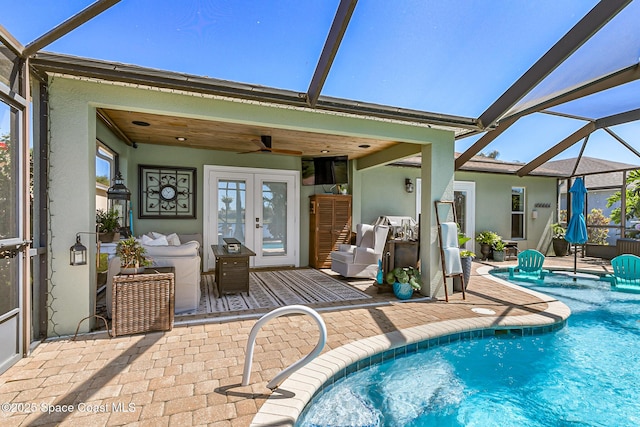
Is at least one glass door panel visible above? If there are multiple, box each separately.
[0,98,23,374]
[261,181,287,257]
[453,181,476,252]
[254,174,296,267]
[217,179,247,245]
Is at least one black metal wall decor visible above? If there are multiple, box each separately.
[139,165,197,219]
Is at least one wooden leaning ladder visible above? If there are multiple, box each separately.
[434,200,466,302]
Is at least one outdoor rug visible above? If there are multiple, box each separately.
[193,269,371,314]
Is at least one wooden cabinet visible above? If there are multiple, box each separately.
[309,194,352,268]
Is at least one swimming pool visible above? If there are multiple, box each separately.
[297,270,640,426]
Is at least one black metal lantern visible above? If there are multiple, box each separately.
[70,234,87,266]
[107,171,131,237]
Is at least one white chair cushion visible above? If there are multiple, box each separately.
[358,224,375,249]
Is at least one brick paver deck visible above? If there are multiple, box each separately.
[0,258,610,426]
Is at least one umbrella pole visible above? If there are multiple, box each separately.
[573,244,577,281]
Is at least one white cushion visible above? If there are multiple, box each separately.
[167,233,181,246]
[143,240,199,257]
[141,234,169,246]
[358,224,375,249]
[151,231,166,239]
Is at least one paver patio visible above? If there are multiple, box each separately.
[0,257,611,426]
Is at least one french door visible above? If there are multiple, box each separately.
[204,166,299,270]
[416,179,476,252]
[454,181,476,252]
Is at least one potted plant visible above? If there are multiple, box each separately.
[96,209,121,243]
[385,267,421,300]
[475,230,500,260]
[456,231,474,290]
[116,237,152,274]
[551,223,569,256]
[458,249,475,291]
[492,238,506,262]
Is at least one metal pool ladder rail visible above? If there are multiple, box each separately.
[241,305,327,390]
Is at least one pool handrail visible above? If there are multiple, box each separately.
[241,305,327,390]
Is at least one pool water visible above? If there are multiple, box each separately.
[297,272,640,427]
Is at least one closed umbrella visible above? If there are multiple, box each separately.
[565,177,588,279]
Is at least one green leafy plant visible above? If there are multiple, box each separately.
[116,237,152,269]
[96,209,120,233]
[551,223,566,239]
[587,208,610,245]
[385,267,422,290]
[458,232,471,247]
[492,238,506,251]
[606,169,640,224]
[460,249,475,258]
[475,230,500,245]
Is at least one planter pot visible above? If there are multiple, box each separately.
[552,238,569,257]
[585,243,616,260]
[454,256,473,291]
[479,243,492,260]
[393,282,414,300]
[98,232,120,243]
[493,250,505,262]
[120,266,145,275]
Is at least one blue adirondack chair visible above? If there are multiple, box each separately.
[509,249,546,281]
[610,254,640,289]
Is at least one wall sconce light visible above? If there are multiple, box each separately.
[531,209,538,220]
[70,232,100,266]
[405,178,414,193]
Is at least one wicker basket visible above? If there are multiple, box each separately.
[111,269,175,337]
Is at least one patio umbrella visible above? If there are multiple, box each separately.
[565,177,589,279]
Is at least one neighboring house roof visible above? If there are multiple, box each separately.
[545,156,640,189]
[391,154,563,177]
[392,155,640,181]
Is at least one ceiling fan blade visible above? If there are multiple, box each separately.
[251,135,271,150]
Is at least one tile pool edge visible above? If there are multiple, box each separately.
[250,265,571,427]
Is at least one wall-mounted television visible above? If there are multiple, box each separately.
[301,156,348,186]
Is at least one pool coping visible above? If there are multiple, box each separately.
[250,265,571,427]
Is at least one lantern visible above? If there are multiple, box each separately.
[107,171,131,237]
[70,234,87,266]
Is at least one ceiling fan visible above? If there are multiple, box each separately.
[241,135,303,156]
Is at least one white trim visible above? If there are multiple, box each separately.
[454,181,476,251]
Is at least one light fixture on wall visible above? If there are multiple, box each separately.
[107,171,132,237]
[70,232,102,266]
[405,178,414,193]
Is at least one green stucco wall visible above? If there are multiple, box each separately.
[455,171,558,254]
[47,75,452,335]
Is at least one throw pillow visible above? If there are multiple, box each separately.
[151,231,166,240]
[141,234,169,246]
[167,233,181,246]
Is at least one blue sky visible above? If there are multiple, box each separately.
[3,0,639,166]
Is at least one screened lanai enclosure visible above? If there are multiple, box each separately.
[1,0,640,371]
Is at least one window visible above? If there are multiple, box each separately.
[96,141,117,211]
[511,187,525,239]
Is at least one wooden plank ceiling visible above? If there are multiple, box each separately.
[100,108,399,159]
